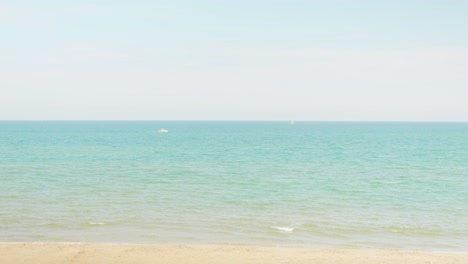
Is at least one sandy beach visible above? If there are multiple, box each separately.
[0,244,467,264]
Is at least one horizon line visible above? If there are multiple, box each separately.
[1,120,467,123]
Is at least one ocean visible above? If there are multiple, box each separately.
[1,121,467,251]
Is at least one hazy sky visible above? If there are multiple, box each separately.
[1,0,468,121]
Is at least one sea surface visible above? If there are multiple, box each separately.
[1,121,467,251]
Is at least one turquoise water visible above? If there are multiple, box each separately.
[1,121,467,251]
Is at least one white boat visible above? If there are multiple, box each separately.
[290,120,294,125]
[157,129,168,133]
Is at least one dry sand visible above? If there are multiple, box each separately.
[0,244,467,264]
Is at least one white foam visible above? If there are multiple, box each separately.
[271,226,295,232]
[88,222,105,225]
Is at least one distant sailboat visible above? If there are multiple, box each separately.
[157,129,168,133]
[290,120,294,125]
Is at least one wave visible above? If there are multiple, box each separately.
[271,226,295,232]
[81,222,107,227]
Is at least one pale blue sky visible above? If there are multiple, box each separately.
[1,0,468,120]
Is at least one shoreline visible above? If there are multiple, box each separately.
[1,243,467,264]
[1,242,467,254]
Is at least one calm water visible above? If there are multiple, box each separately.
[1,121,467,251]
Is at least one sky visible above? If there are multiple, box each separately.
[1,0,468,121]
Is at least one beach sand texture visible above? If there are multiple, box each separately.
[1,244,467,264]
